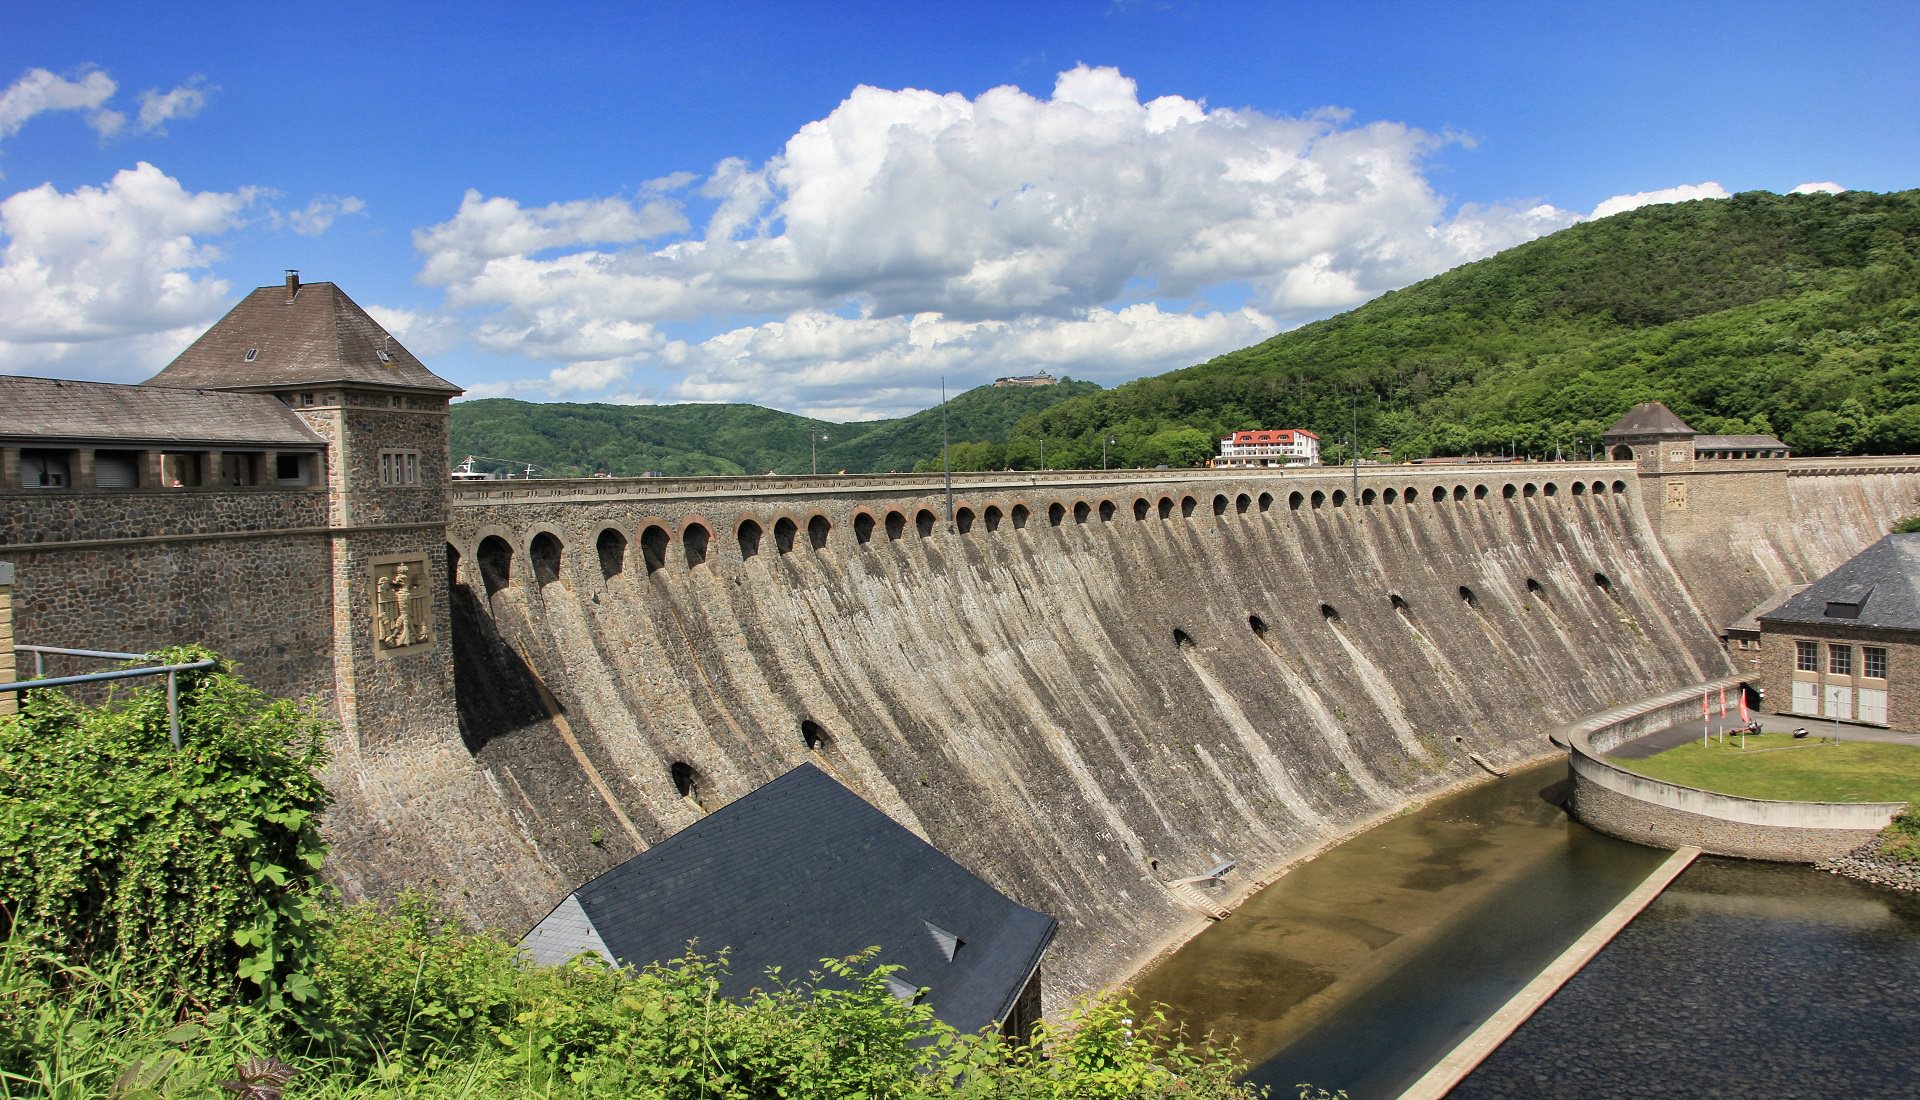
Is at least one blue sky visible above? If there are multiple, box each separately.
[3,1,1915,418]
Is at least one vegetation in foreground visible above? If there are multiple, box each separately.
[1609,738,1920,805]
[1880,803,1920,863]
[0,652,1264,1098]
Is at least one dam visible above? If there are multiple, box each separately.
[6,281,1920,1010]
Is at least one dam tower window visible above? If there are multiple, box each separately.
[1180,495,1197,518]
[530,532,563,588]
[1591,481,1606,496]
[1172,627,1195,649]
[1571,481,1587,497]
[1453,485,1468,501]
[1612,480,1628,493]
[1405,485,1418,504]
[1332,489,1347,507]
[1048,502,1066,527]
[885,510,906,540]
[1097,499,1115,522]
[1459,585,1479,608]
[1258,491,1273,512]
[808,515,830,551]
[683,522,711,568]
[1311,490,1325,509]
[737,519,764,559]
[597,528,627,580]
[1502,484,1517,500]
[774,517,798,554]
[1248,613,1268,637]
[1544,482,1559,497]
[1432,486,1447,503]
[1235,493,1251,514]
[1523,483,1538,498]
[670,761,698,799]
[1362,488,1378,505]
[477,535,513,597]
[854,512,875,545]
[801,719,828,752]
[640,525,670,573]
[1384,487,1398,505]
[1134,498,1150,520]
[1289,491,1305,511]
[916,509,936,537]
[1158,497,1174,520]
[1320,603,1341,622]
[1610,444,1634,461]
[1011,503,1031,529]
[984,505,1003,532]
[1474,484,1489,500]
[1214,493,1229,517]
[956,507,976,534]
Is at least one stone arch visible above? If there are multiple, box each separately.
[1213,493,1229,517]
[1591,481,1606,496]
[1158,496,1175,520]
[639,523,670,573]
[1235,492,1251,514]
[801,718,829,752]
[1331,489,1347,507]
[1390,592,1410,614]
[1526,577,1545,596]
[885,510,907,541]
[1405,485,1419,504]
[1362,487,1378,505]
[1612,480,1628,494]
[1474,484,1489,500]
[737,517,764,559]
[1610,444,1634,461]
[477,534,513,596]
[1523,483,1538,498]
[1320,602,1341,622]
[1310,490,1326,509]
[915,508,937,537]
[596,526,628,581]
[1248,613,1268,637]
[1503,484,1517,499]
[1571,481,1587,496]
[807,513,831,550]
[1543,482,1559,497]
[1011,502,1031,529]
[1453,484,1468,501]
[984,504,1004,532]
[1384,487,1399,505]
[853,511,876,545]
[1099,499,1116,522]
[1593,571,1614,593]
[1074,500,1091,524]
[1134,497,1151,520]
[529,529,564,587]
[1258,491,1273,512]
[670,761,698,800]
[956,506,976,534]
[774,516,798,554]
[1432,485,1447,503]
[1172,626,1196,649]
[1180,495,1197,518]
[1048,501,1066,527]
[682,520,712,568]
[1289,491,1305,511]
[1459,584,1479,608]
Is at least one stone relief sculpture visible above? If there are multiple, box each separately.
[374,558,430,650]
[1665,480,1688,510]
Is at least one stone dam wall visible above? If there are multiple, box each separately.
[445,463,1736,997]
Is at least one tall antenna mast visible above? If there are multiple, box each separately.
[942,376,955,532]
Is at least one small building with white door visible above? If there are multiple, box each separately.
[1754,533,1920,728]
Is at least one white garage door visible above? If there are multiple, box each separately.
[1792,680,1819,715]
[1858,688,1888,726]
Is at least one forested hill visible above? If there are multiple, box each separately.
[990,189,1920,468]
[448,379,1098,477]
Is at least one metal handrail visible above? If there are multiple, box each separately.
[3,645,216,747]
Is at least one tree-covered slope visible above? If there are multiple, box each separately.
[999,189,1920,466]
[449,380,1098,476]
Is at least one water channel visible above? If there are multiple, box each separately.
[1131,759,1920,1098]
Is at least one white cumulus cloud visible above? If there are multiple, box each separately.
[136,77,213,134]
[1791,181,1846,195]
[0,67,122,142]
[1589,181,1733,220]
[281,194,367,236]
[0,162,257,377]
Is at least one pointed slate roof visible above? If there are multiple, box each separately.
[521,764,1057,1035]
[1604,402,1696,438]
[145,279,460,395]
[0,375,325,448]
[1760,534,1920,634]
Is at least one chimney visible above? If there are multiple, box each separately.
[284,269,300,302]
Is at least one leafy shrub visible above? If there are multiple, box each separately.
[0,648,331,1015]
[1880,801,1920,862]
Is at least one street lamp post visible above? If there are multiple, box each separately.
[808,430,829,475]
[1102,435,1116,471]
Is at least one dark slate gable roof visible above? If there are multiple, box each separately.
[1728,584,1809,634]
[1604,401,1695,438]
[526,764,1057,1035]
[0,375,326,448]
[145,281,460,395]
[1761,534,1920,634]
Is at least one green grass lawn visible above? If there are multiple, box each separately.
[1609,739,1920,804]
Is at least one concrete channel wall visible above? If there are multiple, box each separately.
[1561,678,1905,861]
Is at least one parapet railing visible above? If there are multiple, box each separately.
[1,646,216,747]
[1788,455,1920,476]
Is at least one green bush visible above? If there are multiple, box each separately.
[0,648,331,1016]
[1880,801,1920,862]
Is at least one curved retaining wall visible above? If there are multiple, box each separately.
[443,462,1732,1000]
[1560,678,1905,861]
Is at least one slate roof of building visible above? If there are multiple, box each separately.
[0,375,326,448]
[1696,434,1789,451]
[522,764,1057,1035]
[146,279,461,395]
[1760,534,1920,633]
[1728,584,1810,634]
[1603,402,1696,438]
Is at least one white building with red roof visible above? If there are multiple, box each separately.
[1217,428,1320,468]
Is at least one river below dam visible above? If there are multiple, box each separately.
[1130,759,1920,1099]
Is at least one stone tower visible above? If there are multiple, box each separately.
[145,271,464,763]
